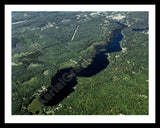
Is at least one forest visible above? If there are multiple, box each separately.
[12,11,148,115]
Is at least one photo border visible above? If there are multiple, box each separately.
[4,4,156,124]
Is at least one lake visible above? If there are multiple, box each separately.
[132,27,149,32]
[40,22,128,106]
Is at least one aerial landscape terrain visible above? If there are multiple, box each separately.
[12,11,149,115]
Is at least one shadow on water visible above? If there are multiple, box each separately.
[40,23,127,106]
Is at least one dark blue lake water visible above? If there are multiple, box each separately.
[132,27,149,32]
[77,23,126,77]
[40,23,127,106]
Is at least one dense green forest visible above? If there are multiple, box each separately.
[12,11,148,115]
